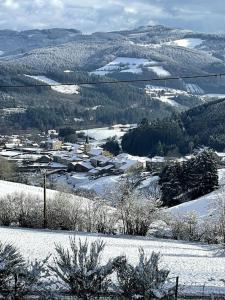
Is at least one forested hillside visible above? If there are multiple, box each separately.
[1,25,225,133]
[122,97,225,156]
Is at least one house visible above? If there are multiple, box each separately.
[96,164,114,175]
[90,155,111,167]
[146,156,166,172]
[68,161,81,172]
[88,147,103,157]
[48,129,58,137]
[53,151,82,166]
[46,139,62,151]
[0,150,22,158]
[88,168,101,176]
[215,152,225,165]
[118,160,144,173]
[22,147,42,154]
[70,161,93,172]
[112,153,146,173]
[36,155,52,164]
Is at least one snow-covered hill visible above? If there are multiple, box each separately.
[90,56,170,77]
[168,169,225,219]
[165,38,204,49]
[0,180,91,209]
[1,25,225,131]
[25,75,79,94]
[0,226,224,295]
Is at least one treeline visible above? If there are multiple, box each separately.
[122,97,225,156]
[122,117,190,156]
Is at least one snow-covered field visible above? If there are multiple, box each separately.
[68,174,121,196]
[205,93,225,99]
[185,83,204,95]
[0,180,92,208]
[64,70,73,73]
[145,85,186,107]
[0,226,224,294]
[148,66,171,77]
[166,38,203,49]
[153,95,182,107]
[25,75,79,94]
[91,57,162,75]
[78,126,132,142]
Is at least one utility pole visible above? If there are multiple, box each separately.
[43,171,47,229]
[175,276,179,300]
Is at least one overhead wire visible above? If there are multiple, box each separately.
[0,72,224,89]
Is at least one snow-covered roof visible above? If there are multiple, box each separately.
[12,154,43,161]
[95,164,114,171]
[0,150,21,157]
[5,143,21,149]
[150,156,165,163]
[216,152,225,157]
[22,147,42,153]
[91,155,111,163]
[88,147,103,156]
[88,169,100,175]
[119,160,141,171]
[76,161,93,170]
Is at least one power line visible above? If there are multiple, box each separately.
[0,72,224,89]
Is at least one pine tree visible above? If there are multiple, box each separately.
[159,149,218,206]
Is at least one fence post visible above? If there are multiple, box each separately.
[175,276,179,300]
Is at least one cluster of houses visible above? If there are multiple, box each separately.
[1,129,225,188]
[0,131,155,179]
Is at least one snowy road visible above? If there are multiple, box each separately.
[0,227,225,294]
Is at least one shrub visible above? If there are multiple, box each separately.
[0,241,49,299]
[0,193,43,228]
[49,237,124,298]
[13,257,50,299]
[0,195,17,226]
[169,213,201,241]
[116,249,171,299]
[0,242,24,295]
[47,193,83,230]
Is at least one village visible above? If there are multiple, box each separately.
[1,124,225,197]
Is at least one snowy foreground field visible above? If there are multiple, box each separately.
[0,226,225,295]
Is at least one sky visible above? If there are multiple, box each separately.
[0,0,224,33]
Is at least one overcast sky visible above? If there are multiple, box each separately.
[0,0,224,33]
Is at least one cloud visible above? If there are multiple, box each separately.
[2,0,19,10]
[0,0,224,33]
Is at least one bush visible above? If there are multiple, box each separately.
[47,193,83,230]
[116,249,171,299]
[0,193,43,228]
[0,241,49,299]
[168,213,201,241]
[0,194,17,226]
[49,237,124,298]
[13,257,50,299]
[0,242,24,295]
[0,192,119,234]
